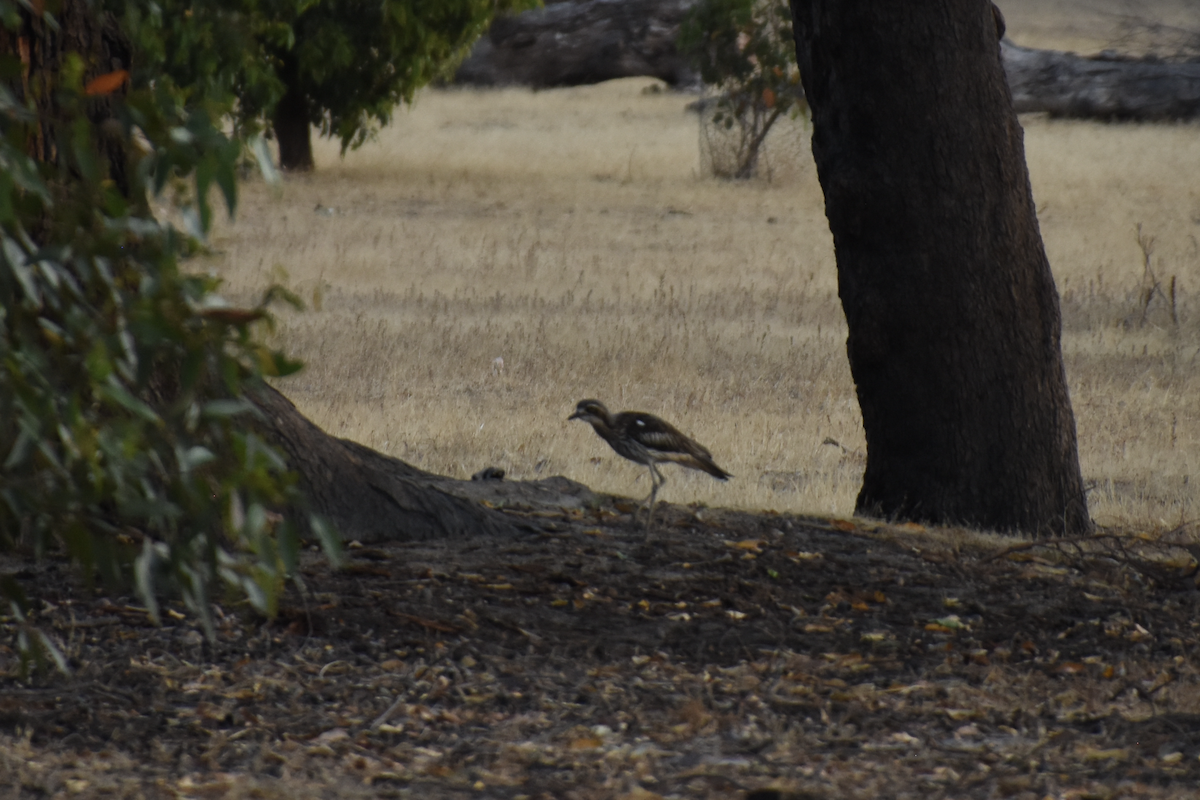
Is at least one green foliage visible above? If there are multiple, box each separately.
[287,0,537,153]
[679,0,805,179]
[107,0,302,139]
[1,1,340,674]
[109,0,538,156]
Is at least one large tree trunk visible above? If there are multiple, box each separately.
[272,55,314,171]
[789,0,1090,537]
[455,0,698,88]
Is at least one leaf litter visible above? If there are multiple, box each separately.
[2,501,1200,799]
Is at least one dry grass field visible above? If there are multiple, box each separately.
[207,4,1200,533]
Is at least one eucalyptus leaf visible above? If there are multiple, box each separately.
[310,515,344,568]
[249,135,280,186]
[100,379,161,424]
[181,445,216,471]
[202,398,254,419]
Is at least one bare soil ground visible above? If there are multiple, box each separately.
[4,491,1200,799]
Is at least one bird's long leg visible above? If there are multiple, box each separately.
[644,463,666,536]
[637,466,656,526]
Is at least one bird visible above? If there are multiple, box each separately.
[568,399,731,532]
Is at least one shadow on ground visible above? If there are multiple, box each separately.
[3,478,1200,799]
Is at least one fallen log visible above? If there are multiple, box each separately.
[454,0,698,88]
[251,383,601,543]
[1002,39,1200,120]
[456,0,1200,121]
[249,383,515,542]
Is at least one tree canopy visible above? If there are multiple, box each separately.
[287,0,534,149]
[103,0,536,170]
[109,0,537,170]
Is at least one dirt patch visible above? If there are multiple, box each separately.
[3,490,1200,799]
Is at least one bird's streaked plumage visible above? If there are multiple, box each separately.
[568,399,730,532]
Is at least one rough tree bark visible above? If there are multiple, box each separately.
[250,384,525,542]
[455,0,699,88]
[789,0,1090,536]
[459,0,1200,123]
[250,384,606,543]
[3,2,133,199]
[272,54,315,172]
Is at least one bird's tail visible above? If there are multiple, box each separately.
[696,456,732,481]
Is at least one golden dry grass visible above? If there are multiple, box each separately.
[207,27,1199,532]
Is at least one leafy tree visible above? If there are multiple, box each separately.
[109,0,297,140]
[679,0,804,179]
[1,0,338,673]
[108,0,537,171]
[269,0,538,170]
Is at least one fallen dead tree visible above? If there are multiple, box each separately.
[1003,39,1200,120]
[454,0,698,88]
[457,0,1200,121]
[251,384,602,543]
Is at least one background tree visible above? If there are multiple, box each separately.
[788,0,1090,536]
[679,0,804,179]
[269,0,538,170]
[109,0,296,140]
[108,0,536,171]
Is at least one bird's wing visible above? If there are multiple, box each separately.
[625,413,712,458]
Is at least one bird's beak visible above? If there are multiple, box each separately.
[567,411,583,421]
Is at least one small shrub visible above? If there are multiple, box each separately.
[679,0,807,179]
